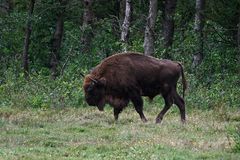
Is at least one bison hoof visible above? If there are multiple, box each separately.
[142,118,148,123]
[181,119,186,124]
[155,118,162,124]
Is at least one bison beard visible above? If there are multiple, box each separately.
[83,52,187,123]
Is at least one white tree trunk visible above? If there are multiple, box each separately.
[143,0,158,56]
[192,0,205,68]
[81,0,94,52]
[121,0,132,52]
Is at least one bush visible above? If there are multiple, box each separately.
[185,73,240,109]
[0,70,87,109]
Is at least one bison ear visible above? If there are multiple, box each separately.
[98,77,106,86]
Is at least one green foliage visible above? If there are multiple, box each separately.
[0,11,25,57]
[91,18,121,58]
[185,73,240,109]
[0,70,87,109]
[27,94,49,109]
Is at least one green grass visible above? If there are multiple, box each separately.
[0,105,240,160]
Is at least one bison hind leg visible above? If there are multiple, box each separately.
[156,93,173,124]
[173,92,186,123]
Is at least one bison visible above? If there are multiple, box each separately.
[83,52,187,123]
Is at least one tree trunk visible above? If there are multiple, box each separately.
[50,0,66,79]
[143,0,158,56]
[0,0,13,14]
[121,0,132,52]
[192,0,205,68]
[7,0,13,12]
[22,0,35,78]
[162,0,177,58]
[238,14,240,58]
[81,0,94,52]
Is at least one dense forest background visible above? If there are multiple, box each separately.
[0,0,239,109]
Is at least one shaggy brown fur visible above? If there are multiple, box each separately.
[83,52,187,123]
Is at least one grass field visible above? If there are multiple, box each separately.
[0,104,240,160]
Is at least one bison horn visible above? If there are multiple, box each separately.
[80,72,96,83]
[88,76,98,84]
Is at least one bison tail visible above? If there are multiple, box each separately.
[178,62,187,98]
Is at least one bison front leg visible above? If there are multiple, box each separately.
[130,93,147,122]
[113,108,123,121]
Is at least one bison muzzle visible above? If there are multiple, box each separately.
[83,52,187,123]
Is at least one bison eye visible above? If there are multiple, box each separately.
[87,82,96,92]
[87,85,93,92]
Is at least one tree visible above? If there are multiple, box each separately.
[81,0,94,52]
[121,0,132,51]
[192,0,205,68]
[50,0,67,79]
[238,13,240,57]
[162,0,177,58]
[0,0,13,14]
[143,0,158,56]
[22,0,35,78]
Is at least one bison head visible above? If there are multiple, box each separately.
[83,75,106,111]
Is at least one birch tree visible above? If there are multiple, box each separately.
[121,0,132,52]
[143,0,158,56]
[81,0,94,52]
[192,0,205,68]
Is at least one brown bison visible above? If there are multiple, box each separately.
[83,52,187,123]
